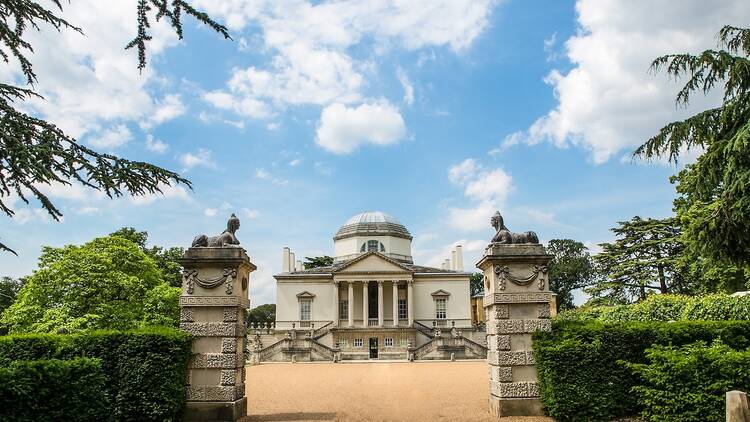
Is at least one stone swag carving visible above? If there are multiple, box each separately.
[191,213,241,247]
[490,211,539,244]
[494,265,547,291]
[183,268,237,295]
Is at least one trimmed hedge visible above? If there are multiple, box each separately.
[0,327,192,422]
[0,357,108,422]
[629,341,750,422]
[557,293,750,323]
[533,320,750,422]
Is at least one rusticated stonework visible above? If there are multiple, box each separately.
[180,322,244,337]
[494,382,540,398]
[497,367,513,382]
[495,351,528,366]
[494,304,509,319]
[537,303,551,319]
[189,353,244,369]
[220,369,237,386]
[222,337,238,353]
[497,335,511,351]
[180,307,194,323]
[186,384,245,402]
[223,307,240,322]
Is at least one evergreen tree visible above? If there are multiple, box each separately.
[634,25,750,283]
[546,239,597,310]
[0,1,231,254]
[246,304,276,327]
[303,256,334,269]
[590,217,686,303]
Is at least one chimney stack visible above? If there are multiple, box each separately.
[451,249,458,270]
[289,252,296,273]
[296,260,303,272]
[456,245,464,271]
[282,247,291,272]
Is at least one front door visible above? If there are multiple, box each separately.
[369,337,378,359]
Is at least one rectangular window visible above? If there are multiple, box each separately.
[435,298,447,320]
[384,338,393,347]
[398,299,407,320]
[354,338,363,348]
[339,299,348,319]
[299,299,311,321]
[399,338,409,347]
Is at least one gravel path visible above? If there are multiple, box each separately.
[243,360,554,422]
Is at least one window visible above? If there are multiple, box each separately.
[384,338,393,347]
[300,299,311,322]
[339,299,348,319]
[354,338,363,348]
[360,240,386,252]
[399,338,409,347]
[398,299,407,320]
[435,298,447,320]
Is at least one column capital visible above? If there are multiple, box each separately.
[333,280,340,286]
[407,279,414,285]
[377,280,384,286]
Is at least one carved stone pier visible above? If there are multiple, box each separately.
[180,247,255,421]
[477,242,553,417]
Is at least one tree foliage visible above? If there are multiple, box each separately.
[110,227,184,287]
[0,1,231,255]
[0,235,180,333]
[0,276,23,316]
[247,304,276,327]
[546,239,597,310]
[303,256,334,269]
[469,272,484,296]
[590,217,686,304]
[634,25,750,273]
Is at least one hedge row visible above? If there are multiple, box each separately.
[0,327,192,422]
[557,293,750,322]
[0,357,108,422]
[532,320,750,422]
[630,341,750,422]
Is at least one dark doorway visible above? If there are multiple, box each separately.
[369,337,378,358]
[367,281,378,319]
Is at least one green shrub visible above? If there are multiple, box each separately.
[629,341,750,422]
[0,327,192,421]
[0,357,108,422]
[533,320,750,422]
[557,293,750,323]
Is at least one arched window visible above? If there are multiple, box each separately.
[360,240,386,252]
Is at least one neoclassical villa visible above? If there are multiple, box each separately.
[256,211,486,361]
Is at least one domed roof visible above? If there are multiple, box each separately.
[334,211,412,240]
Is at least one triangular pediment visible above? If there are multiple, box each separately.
[333,252,411,274]
[296,291,316,298]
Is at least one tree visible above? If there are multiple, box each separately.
[110,227,184,287]
[634,25,750,278]
[0,1,231,255]
[470,272,484,296]
[0,235,179,333]
[0,276,23,315]
[246,304,276,327]
[303,256,334,269]
[546,239,597,311]
[590,217,686,303]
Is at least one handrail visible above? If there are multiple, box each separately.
[308,338,334,359]
[412,339,436,359]
[313,321,333,340]
[414,321,434,339]
[461,336,488,357]
[258,338,286,361]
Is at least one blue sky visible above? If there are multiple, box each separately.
[2,0,748,305]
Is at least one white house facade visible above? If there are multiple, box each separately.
[273,211,476,359]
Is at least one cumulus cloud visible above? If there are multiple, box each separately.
[397,67,415,105]
[204,208,218,217]
[179,149,216,170]
[140,94,186,129]
[145,134,168,153]
[447,159,513,231]
[87,124,132,149]
[316,101,407,154]
[130,183,190,205]
[501,0,750,163]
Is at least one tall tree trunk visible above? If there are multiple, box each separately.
[657,265,668,293]
[639,284,646,301]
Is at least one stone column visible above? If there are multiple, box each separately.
[392,281,399,327]
[407,280,414,326]
[347,281,354,327]
[180,247,255,421]
[362,281,369,327]
[377,280,384,327]
[477,243,552,418]
[332,280,339,327]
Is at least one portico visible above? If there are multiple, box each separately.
[331,279,413,328]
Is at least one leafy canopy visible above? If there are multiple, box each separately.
[247,304,276,327]
[634,25,750,269]
[0,1,230,255]
[303,256,334,269]
[110,227,185,287]
[546,239,597,310]
[0,234,180,333]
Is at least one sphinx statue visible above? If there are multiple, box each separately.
[490,211,539,244]
[191,213,241,247]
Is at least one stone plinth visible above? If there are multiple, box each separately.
[180,247,256,421]
[476,243,552,417]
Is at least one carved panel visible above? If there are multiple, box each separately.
[485,292,551,305]
[183,268,237,295]
[180,296,250,308]
[189,353,243,369]
[180,322,243,337]
[537,303,551,319]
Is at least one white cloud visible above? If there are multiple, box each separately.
[397,67,415,105]
[145,134,168,153]
[130,183,190,205]
[316,101,407,154]
[289,159,301,166]
[1,1,181,139]
[255,169,270,179]
[204,208,218,217]
[196,0,497,130]
[241,208,260,219]
[75,206,100,215]
[87,124,132,149]
[446,159,513,231]
[179,149,216,170]
[502,0,750,163]
[255,168,288,186]
[140,94,186,129]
